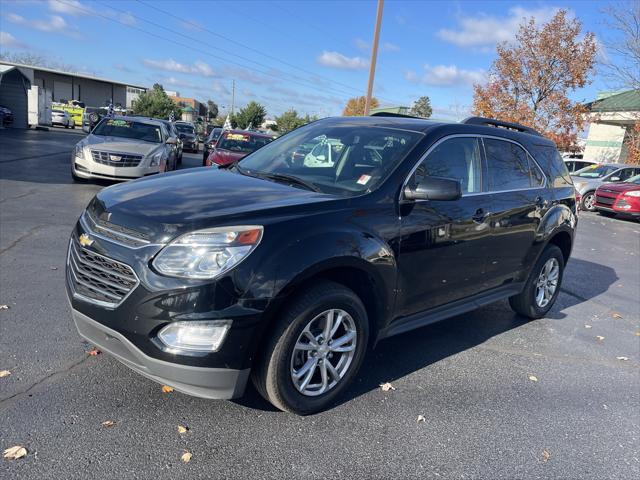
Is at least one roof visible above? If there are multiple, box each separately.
[223,129,275,138]
[105,115,166,126]
[0,64,31,84]
[0,61,146,90]
[587,90,640,112]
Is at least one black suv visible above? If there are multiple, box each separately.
[66,115,576,414]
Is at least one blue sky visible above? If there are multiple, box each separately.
[0,0,617,119]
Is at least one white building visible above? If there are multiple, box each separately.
[584,90,640,163]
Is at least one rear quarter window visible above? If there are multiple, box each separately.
[533,145,572,187]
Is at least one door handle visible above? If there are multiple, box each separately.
[472,208,490,223]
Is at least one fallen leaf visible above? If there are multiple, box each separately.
[379,382,396,392]
[3,445,27,460]
[584,324,592,329]
[635,332,640,337]
[0,370,11,378]
[161,385,174,393]
[541,449,551,463]
[177,425,188,434]
[611,312,623,319]
[528,375,538,382]
[416,415,426,423]
[101,420,116,428]
[87,348,101,356]
[0,305,9,310]
[596,335,605,341]
[181,451,192,463]
[616,356,629,361]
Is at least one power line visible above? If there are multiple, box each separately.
[54,0,355,103]
[136,0,381,101]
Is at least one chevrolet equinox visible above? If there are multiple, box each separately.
[66,115,577,414]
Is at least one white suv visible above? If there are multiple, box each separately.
[72,116,177,182]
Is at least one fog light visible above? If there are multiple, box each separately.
[158,320,231,352]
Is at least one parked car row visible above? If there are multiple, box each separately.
[571,163,640,212]
[203,129,275,167]
[51,109,75,129]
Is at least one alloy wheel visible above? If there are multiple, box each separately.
[290,309,357,397]
[583,193,595,210]
[535,258,560,308]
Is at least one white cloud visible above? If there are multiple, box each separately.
[143,58,216,77]
[317,51,368,70]
[6,13,81,38]
[48,0,136,25]
[354,39,400,53]
[437,6,560,49]
[0,31,27,49]
[113,63,134,73]
[405,64,487,87]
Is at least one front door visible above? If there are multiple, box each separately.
[396,136,494,317]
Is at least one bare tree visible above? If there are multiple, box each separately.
[600,1,640,91]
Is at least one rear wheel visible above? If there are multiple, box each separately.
[252,281,369,415]
[509,244,565,319]
[581,191,596,211]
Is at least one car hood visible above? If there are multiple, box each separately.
[89,168,337,242]
[83,135,160,156]
[597,181,640,193]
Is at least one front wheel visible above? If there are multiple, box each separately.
[509,244,565,319]
[252,281,369,415]
[581,191,596,211]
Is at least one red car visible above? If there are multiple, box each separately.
[594,174,640,219]
[204,130,274,167]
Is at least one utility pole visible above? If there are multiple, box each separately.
[364,0,384,116]
[230,79,236,118]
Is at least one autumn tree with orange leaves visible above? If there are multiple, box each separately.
[342,96,380,116]
[472,10,597,150]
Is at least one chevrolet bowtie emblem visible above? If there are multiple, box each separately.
[79,233,94,247]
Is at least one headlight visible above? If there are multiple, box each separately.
[624,190,640,197]
[158,320,231,352]
[153,226,263,279]
[74,144,84,159]
[149,152,163,166]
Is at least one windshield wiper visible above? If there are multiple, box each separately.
[254,171,321,192]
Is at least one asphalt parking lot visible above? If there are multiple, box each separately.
[1,128,638,479]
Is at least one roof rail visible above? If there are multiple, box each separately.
[370,112,419,119]
[461,116,542,136]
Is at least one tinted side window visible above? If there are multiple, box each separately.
[414,137,482,193]
[529,154,545,187]
[484,138,532,191]
[617,168,639,181]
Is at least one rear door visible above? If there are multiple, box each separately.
[396,136,494,316]
[481,137,549,287]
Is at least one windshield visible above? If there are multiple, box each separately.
[573,164,619,178]
[175,123,194,134]
[627,174,640,184]
[92,119,162,143]
[218,132,273,154]
[238,122,423,196]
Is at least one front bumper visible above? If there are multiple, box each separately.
[73,309,250,399]
[72,151,160,180]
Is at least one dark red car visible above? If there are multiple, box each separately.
[595,174,640,219]
[204,130,274,167]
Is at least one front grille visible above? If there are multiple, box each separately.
[82,211,150,248]
[91,150,143,167]
[596,195,615,206]
[67,239,138,307]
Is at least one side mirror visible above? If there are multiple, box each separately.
[610,176,621,182]
[404,176,462,201]
[166,137,177,145]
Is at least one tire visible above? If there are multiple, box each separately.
[177,154,182,165]
[89,112,99,123]
[509,244,565,319]
[581,191,596,211]
[65,124,69,129]
[252,281,369,415]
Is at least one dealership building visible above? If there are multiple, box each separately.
[0,61,147,128]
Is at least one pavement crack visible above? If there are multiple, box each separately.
[0,224,47,256]
[0,355,92,408]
